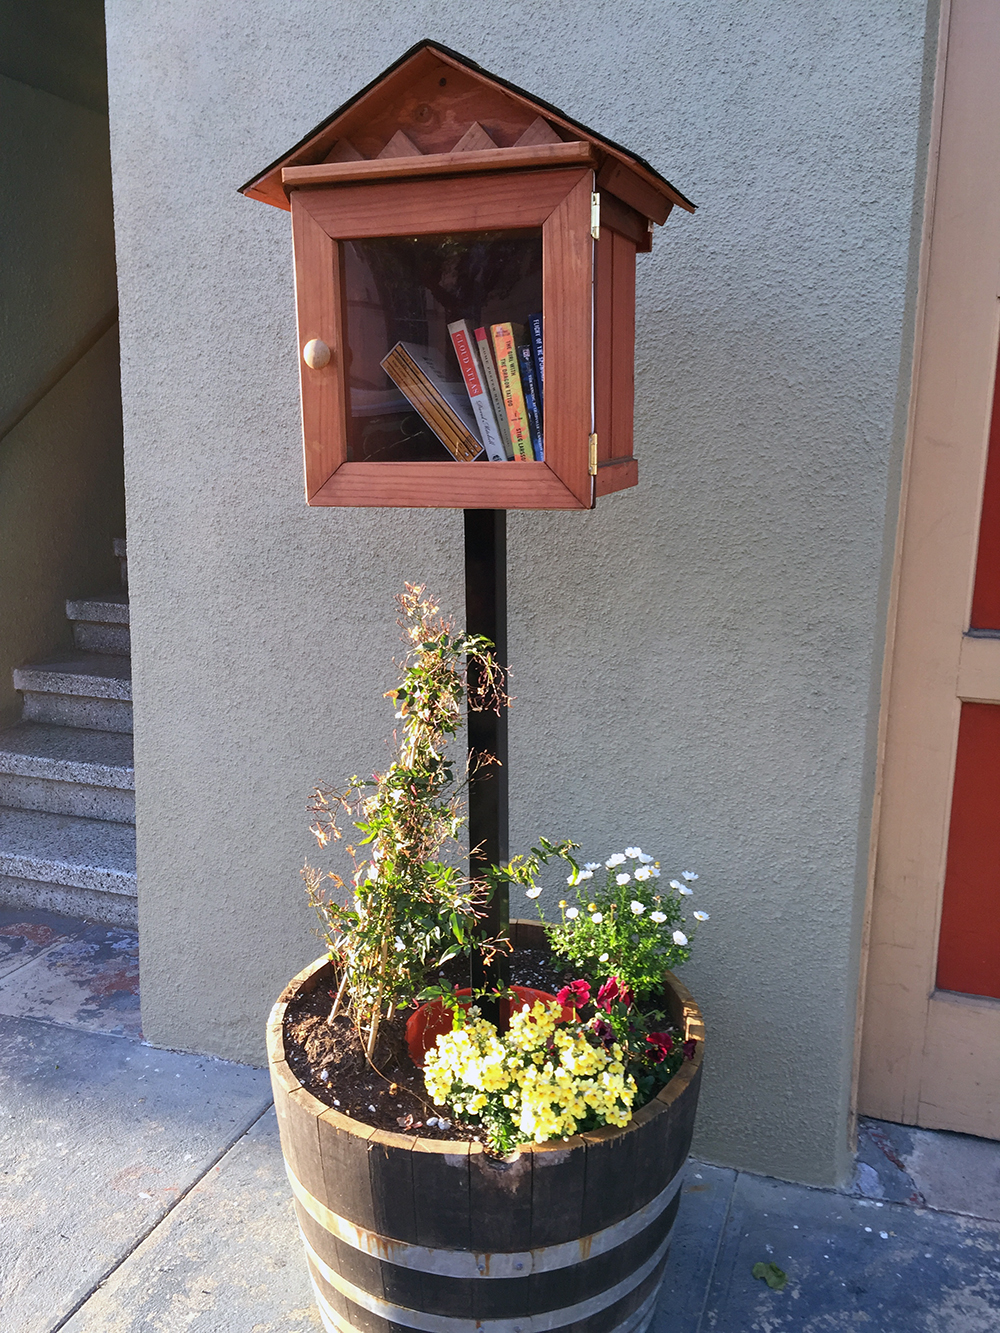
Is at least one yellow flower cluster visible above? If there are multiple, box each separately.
[423,1001,637,1146]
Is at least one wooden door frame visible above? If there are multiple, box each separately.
[857,0,1000,1138]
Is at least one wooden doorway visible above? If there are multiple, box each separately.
[858,0,1000,1139]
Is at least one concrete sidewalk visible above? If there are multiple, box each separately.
[2,907,999,1332]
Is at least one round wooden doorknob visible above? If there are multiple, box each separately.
[302,338,332,369]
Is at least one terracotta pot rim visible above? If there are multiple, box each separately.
[267,935,704,1155]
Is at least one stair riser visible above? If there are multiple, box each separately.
[21,693,133,734]
[73,623,131,655]
[0,873,136,928]
[0,775,134,824]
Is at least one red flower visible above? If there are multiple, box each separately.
[682,1038,698,1061]
[646,1031,674,1062]
[556,979,591,1009]
[596,976,634,1012]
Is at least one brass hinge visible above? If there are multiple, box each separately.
[588,434,598,475]
[591,192,600,240]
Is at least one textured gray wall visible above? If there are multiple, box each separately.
[108,1,934,1185]
[0,56,123,728]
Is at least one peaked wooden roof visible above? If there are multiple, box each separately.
[240,40,695,222]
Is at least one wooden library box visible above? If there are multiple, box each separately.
[241,41,693,510]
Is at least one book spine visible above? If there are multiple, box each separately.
[447,321,508,463]
[518,342,544,461]
[474,327,514,460]
[527,313,544,412]
[382,348,482,462]
[490,323,533,462]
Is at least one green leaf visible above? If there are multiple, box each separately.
[752,1262,788,1291]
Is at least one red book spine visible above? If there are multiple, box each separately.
[449,325,484,396]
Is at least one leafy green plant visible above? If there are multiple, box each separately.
[537,848,706,1003]
[303,586,509,1056]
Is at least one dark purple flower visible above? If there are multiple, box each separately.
[646,1031,674,1062]
[682,1038,698,1061]
[591,1017,615,1047]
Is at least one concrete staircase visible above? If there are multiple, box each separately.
[0,543,136,926]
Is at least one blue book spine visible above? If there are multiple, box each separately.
[518,342,544,461]
[528,313,544,412]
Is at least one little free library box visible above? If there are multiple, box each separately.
[241,41,694,510]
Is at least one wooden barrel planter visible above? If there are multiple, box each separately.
[267,921,705,1333]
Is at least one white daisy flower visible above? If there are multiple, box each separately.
[592,912,604,923]
[630,901,645,915]
[578,869,593,880]
[616,872,631,885]
[599,953,609,962]
[672,930,689,946]
[525,885,543,899]
[634,867,650,882]
[650,911,667,923]
[565,907,579,919]
[693,911,710,921]
[679,887,693,896]
[584,862,601,871]
[638,853,654,864]
[625,847,642,859]
[606,853,626,867]
[682,871,699,882]
[650,867,660,878]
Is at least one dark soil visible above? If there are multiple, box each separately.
[282,947,575,1140]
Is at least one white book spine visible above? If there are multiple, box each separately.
[447,321,509,462]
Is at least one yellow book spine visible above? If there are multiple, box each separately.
[490,323,533,461]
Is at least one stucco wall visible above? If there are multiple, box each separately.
[108,1,935,1185]
[0,56,123,728]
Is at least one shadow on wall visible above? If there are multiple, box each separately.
[0,0,124,728]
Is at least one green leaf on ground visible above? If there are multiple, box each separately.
[752,1261,788,1291]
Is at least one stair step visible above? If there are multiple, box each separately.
[0,806,135,896]
[14,654,132,733]
[67,593,130,654]
[0,723,134,823]
[65,594,129,626]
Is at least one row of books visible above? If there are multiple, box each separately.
[379,316,544,464]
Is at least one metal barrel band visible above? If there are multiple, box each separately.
[300,1223,672,1333]
[285,1158,683,1278]
[312,1280,663,1333]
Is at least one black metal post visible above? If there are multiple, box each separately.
[464,510,509,1028]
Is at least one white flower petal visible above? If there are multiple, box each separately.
[525,886,543,899]
[650,867,660,878]
[578,869,593,880]
[616,872,631,885]
[650,911,667,923]
[693,911,710,921]
[634,867,650,882]
[679,887,694,896]
[630,901,645,915]
[606,853,626,867]
[584,862,601,871]
[638,853,654,864]
[672,930,689,946]
[592,912,604,924]
[682,871,699,882]
[565,907,579,919]
[624,847,641,859]
[599,953,609,962]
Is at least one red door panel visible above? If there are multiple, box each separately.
[937,701,1000,999]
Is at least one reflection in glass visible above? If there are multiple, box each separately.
[342,230,542,462]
